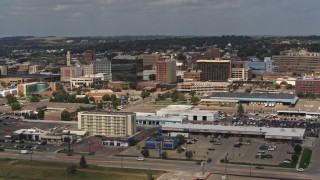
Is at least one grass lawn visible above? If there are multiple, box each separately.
[299,148,312,168]
[0,158,165,180]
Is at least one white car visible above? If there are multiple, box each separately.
[296,168,304,172]
[136,156,145,161]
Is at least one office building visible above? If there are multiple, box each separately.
[197,59,231,81]
[295,77,320,95]
[78,112,136,137]
[60,66,83,82]
[111,56,143,82]
[273,49,320,75]
[93,59,111,74]
[156,59,177,84]
[177,81,232,93]
[0,65,8,76]
[84,50,96,62]
[140,54,161,70]
[183,70,206,82]
[82,63,94,76]
[231,68,252,81]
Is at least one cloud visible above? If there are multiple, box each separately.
[53,4,70,11]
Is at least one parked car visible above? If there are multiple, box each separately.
[255,166,264,169]
[0,148,4,151]
[208,147,215,150]
[136,156,145,161]
[214,142,222,145]
[234,144,241,148]
[296,168,304,172]
[283,159,292,164]
[263,154,273,159]
[206,158,212,163]
[287,151,295,154]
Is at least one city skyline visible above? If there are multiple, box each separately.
[0,0,319,37]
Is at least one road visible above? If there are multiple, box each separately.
[0,150,315,180]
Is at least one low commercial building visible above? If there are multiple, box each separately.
[231,68,252,81]
[78,111,136,137]
[17,82,61,96]
[177,81,232,93]
[0,89,18,97]
[156,105,219,122]
[136,115,187,126]
[145,136,180,150]
[183,70,206,82]
[201,92,298,106]
[161,124,306,141]
[295,77,320,94]
[102,138,131,147]
[70,76,102,88]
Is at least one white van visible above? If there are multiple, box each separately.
[76,138,83,144]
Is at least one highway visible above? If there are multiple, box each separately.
[0,150,315,180]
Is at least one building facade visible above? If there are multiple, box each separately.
[140,54,161,70]
[156,59,177,84]
[60,67,83,82]
[84,50,96,62]
[197,59,231,81]
[183,70,206,82]
[111,56,143,82]
[231,68,252,81]
[177,81,232,93]
[78,112,136,137]
[82,64,94,76]
[273,49,320,75]
[295,78,320,94]
[93,59,111,74]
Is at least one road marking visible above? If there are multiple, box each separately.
[55,156,175,166]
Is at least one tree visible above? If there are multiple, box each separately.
[274,84,281,89]
[178,94,186,102]
[0,81,6,87]
[37,110,45,119]
[61,110,71,121]
[149,74,156,81]
[286,84,294,90]
[122,85,129,90]
[6,95,18,105]
[140,90,150,100]
[111,94,117,101]
[291,154,299,163]
[79,155,88,168]
[11,102,21,111]
[185,150,193,160]
[164,91,171,98]
[89,96,95,102]
[237,103,244,115]
[97,103,103,109]
[245,88,252,93]
[190,90,196,97]
[66,165,77,175]
[177,147,184,159]
[141,149,150,157]
[29,96,40,102]
[103,94,111,101]
[161,151,168,159]
[191,96,200,105]
[114,88,122,92]
[294,144,302,154]
[176,135,186,145]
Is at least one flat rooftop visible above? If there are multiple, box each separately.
[79,111,135,116]
[161,123,305,140]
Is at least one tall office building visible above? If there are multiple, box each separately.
[66,51,71,66]
[84,50,96,62]
[78,112,136,137]
[273,49,320,75]
[197,59,231,81]
[140,54,161,70]
[111,56,143,82]
[93,59,111,74]
[60,66,83,82]
[82,63,94,76]
[156,59,177,84]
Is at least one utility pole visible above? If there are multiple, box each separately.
[250,162,252,176]
[224,153,228,176]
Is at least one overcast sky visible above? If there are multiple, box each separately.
[0,0,319,37]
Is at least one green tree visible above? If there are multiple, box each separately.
[191,96,200,105]
[11,102,21,111]
[149,74,156,81]
[176,135,186,145]
[185,150,193,160]
[97,103,103,109]
[61,110,71,121]
[190,90,196,97]
[177,147,184,159]
[140,90,150,100]
[122,85,129,90]
[245,88,252,93]
[178,94,186,102]
[286,84,294,90]
[6,95,18,105]
[141,149,150,157]
[164,91,171,98]
[114,88,122,92]
[237,103,244,115]
[294,144,302,154]
[89,96,95,102]
[274,84,281,89]
[29,96,40,102]
[111,94,117,101]
[161,151,168,159]
[79,155,88,168]
[37,110,45,119]
[0,81,6,87]
[66,165,77,175]
[291,154,299,163]
[103,94,111,101]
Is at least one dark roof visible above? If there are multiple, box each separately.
[209,92,297,100]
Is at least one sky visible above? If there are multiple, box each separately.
[0,0,319,37]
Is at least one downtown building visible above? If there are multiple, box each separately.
[273,49,320,75]
[156,59,177,84]
[111,56,143,82]
[197,59,231,81]
[78,112,136,137]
